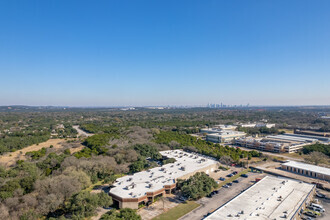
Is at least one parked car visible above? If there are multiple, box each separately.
[223,184,229,188]
[316,193,326,198]
[219,177,225,181]
[233,171,238,175]
[228,182,232,186]
[178,196,187,202]
[241,174,248,178]
[233,179,239,183]
[304,211,317,218]
[227,174,233,177]
[213,190,219,194]
[308,206,325,213]
[207,193,213,198]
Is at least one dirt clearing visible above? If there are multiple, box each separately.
[0,138,80,167]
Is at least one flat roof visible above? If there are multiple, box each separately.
[109,150,218,199]
[282,160,330,177]
[206,131,246,137]
[266,135,317,143]
[205,176,315,220]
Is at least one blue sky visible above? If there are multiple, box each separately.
[0,0,329,106]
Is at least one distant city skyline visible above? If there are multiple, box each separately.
[1,0,330,106]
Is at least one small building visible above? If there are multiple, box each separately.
[204,176,316,220]
[206,131,246,143]
[281,160,330,182]
[109,150,219,209]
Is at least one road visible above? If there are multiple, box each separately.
[73,125,94,137]
[179,172,266,220]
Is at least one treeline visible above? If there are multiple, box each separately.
[302,143,330,157]
[0,132,50,154]
[154,131,262,162]
[237,126,282,135]
[80,123,121,134]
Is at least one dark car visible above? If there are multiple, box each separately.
[241,174,248,178]
[219,177,225,181]
[213,190,219,194]
[227,174,233,177]
[233,171,238,175]
[228,182,232,186]
[233,179,239,183]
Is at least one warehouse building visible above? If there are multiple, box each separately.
[206,131,246,143]
[205,176,315,220]
[281,160,330,182]
[109,150,218,209]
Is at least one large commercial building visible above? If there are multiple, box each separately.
[281,161,330,182]
[206,131,246,143]
[205,176,315,220]
[213,124,237,130]
[235,137,307,153]
[235,133,322,153]
[109,150,218,209]
[238,123,276,128]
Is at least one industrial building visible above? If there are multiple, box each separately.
[205,176,316,220]
[200,125,237,134]
[200,128,224,134]
[109,150,218,209]
[213,124,237,130]
[206,131,246,143]
[235,137,306,153]
[281,161,330,182]
[235,133,323,153]
[238,123,276,128]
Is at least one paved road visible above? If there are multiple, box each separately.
[73,125,94,137]
[179,172,266,220]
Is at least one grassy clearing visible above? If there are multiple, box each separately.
[152,201,200,220]
[279,129,294,134]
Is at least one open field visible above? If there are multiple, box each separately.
[0,138,83,167]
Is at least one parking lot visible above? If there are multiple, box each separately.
[179,172,266,220]
[301,190,330,220]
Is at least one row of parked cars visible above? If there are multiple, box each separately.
[303,202,326,219]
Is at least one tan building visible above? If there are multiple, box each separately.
[281,161,330,182]
[109,150,219,209]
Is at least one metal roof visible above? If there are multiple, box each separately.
[282,160,330,177]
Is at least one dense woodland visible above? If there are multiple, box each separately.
[0,106,329,219]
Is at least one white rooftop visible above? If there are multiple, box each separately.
[109,150,218,199]
[266,135,317,143]
[207,130,246,137]
[282,160,330,177]
[205,176,315,220]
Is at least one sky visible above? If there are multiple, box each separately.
[0,0,330,107]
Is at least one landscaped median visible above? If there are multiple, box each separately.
[152,201,200,220]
